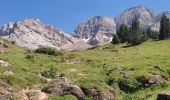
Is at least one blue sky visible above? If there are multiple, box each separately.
[1,0,170,33]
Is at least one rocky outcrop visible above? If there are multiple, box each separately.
[43,77,85,100]
[0,80,48,100]
[148,75,165,84]
[0,81,28,100]
[26,90,48,100]
[72,16,116,45]
[92,87,116,100]
[0,19,74,50]
[0,60,12,67]
[157,91,170,100]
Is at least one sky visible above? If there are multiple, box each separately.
[1,0,170,33]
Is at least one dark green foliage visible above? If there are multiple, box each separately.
[127,18,148,45]
[147,28,159,40]
[111,34,120,44]
[118,78,141,93]
[25,54,34,61]
[35,47,63,56]
[41,65,57,79]
[117,24,129,43]
[11,41,16,45]
[159,15,170,40]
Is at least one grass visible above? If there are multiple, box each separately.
[1,39,170,99]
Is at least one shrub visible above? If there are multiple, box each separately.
[118,78,141,93]
[11,41,16,45]
[41,65,57,79]
[35,47,63,56]
[25,54,34,61]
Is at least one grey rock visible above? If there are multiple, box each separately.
[3,71,14,76]
[26,90,48,100]
[157,91,170,100]
[92,87,116,100]
[43,77,85,100]
[0,81,28,100]
[148,75,165,84]
[0,60,11,67]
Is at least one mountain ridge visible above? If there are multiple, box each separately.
[1,5,170,50]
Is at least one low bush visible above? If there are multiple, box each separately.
[41,65,57,79]
[25,54,34,61]
[118,78,141,93]
[35,47,63,56]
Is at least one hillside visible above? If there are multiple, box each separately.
[1,39,170,99]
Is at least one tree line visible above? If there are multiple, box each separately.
[112,15,170,45]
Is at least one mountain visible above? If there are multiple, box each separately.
[72,16,116,45]
[0,19,74,50]
[115,5,157,29]
[1,5,170,50]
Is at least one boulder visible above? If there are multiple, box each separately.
[26,90,48,100]
[92,87,116,100]
[0,60,12,67]
[3,71,14,76]
[148,75,165,84]
[157,91,170,100]
[0,81,28,100]
[43,77,85,100]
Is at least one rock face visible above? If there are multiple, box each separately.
[157,91,170,100]
[115,5,157,29]
[72,16,116,45]
[43,77,85,100]
[115,5,170,32]
[0,19,74,50]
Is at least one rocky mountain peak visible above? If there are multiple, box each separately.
[115,5,157,29]
[72,16,116,45]
[0,19,74,50]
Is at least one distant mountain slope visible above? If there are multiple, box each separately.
[115,5,158,29]
[72,16,116,45]
[0,19,74,50]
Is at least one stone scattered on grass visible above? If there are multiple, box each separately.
[42,77,86,100]
[157,91,170,100]
[3,71,14,76]
[0,60,12,67]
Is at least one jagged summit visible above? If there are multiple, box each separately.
[1,5,170,50]
[115,5,157,29]
[0,19,74,50]
[72,16,116,45]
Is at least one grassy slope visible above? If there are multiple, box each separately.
[1,40,170,99]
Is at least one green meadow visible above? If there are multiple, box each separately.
[1,39,170,100]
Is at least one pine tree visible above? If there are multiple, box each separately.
[111,34,120,44]
[117,24,129,43]
[159,15,170,40]
[127,17,147,45]
[147,28,159,40]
